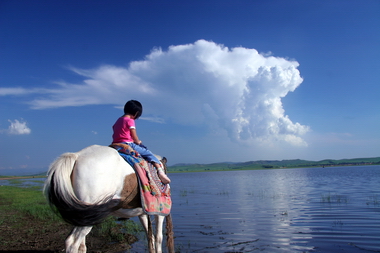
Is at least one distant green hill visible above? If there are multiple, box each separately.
[168,157,380,173]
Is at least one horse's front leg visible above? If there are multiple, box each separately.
[155,215,165,253]
[65,226,92,253]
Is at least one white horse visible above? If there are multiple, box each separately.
[44,145,174,253]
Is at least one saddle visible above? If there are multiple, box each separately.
[110,143,172,215]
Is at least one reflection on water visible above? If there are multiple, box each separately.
[131,165,380,252]
[3,166,379,252]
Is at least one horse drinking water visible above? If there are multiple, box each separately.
[44,145,174,253]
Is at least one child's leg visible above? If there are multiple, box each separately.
[130,144,171,184]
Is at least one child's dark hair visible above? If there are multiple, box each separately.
[124,100,143,119]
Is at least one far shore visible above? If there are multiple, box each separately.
[0,175,46,180]
[1,163,379,179]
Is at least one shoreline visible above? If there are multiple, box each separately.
[0,175,46,180]
[1,163,379,178]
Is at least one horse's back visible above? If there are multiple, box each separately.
[72,145,134,203]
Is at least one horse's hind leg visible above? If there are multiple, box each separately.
[155,215,165,253]
[139,214,155,252]
[139,214,165,253]
[65,226,92,253]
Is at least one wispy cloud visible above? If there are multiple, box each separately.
[1,40,309,145]
[0,87,49,96]
[141,116,166,124]
[0,87,31,95]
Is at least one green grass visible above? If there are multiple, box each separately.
[180,190,188,197]
[0,185,142,242]
[0,185,60,222]
[320,192,349,204]
[179,189,195,197]
[0,185,143,251]
[366,195,379,206]
[7,178,23,185]
[92,217,143,243]
[217,190,229,196]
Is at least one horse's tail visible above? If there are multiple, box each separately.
[43,152,120,226]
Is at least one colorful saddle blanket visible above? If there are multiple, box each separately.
[110,143,171,216]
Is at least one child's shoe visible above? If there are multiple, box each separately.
[158,171,171,184]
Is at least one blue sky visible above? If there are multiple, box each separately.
[1,0,379,174]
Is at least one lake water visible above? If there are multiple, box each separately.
[130,165,380,253]
[2,166,379,252]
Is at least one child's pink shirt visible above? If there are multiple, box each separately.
[112,116,135,143]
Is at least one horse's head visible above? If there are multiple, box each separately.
[160,157,168,173]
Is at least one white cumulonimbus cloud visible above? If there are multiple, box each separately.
[0,40,309,145]
[7,119,31,135]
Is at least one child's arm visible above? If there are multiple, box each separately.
[130,128,142,145]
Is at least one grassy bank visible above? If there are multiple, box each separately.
[0,185,60,223]
[0,185,142,252]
